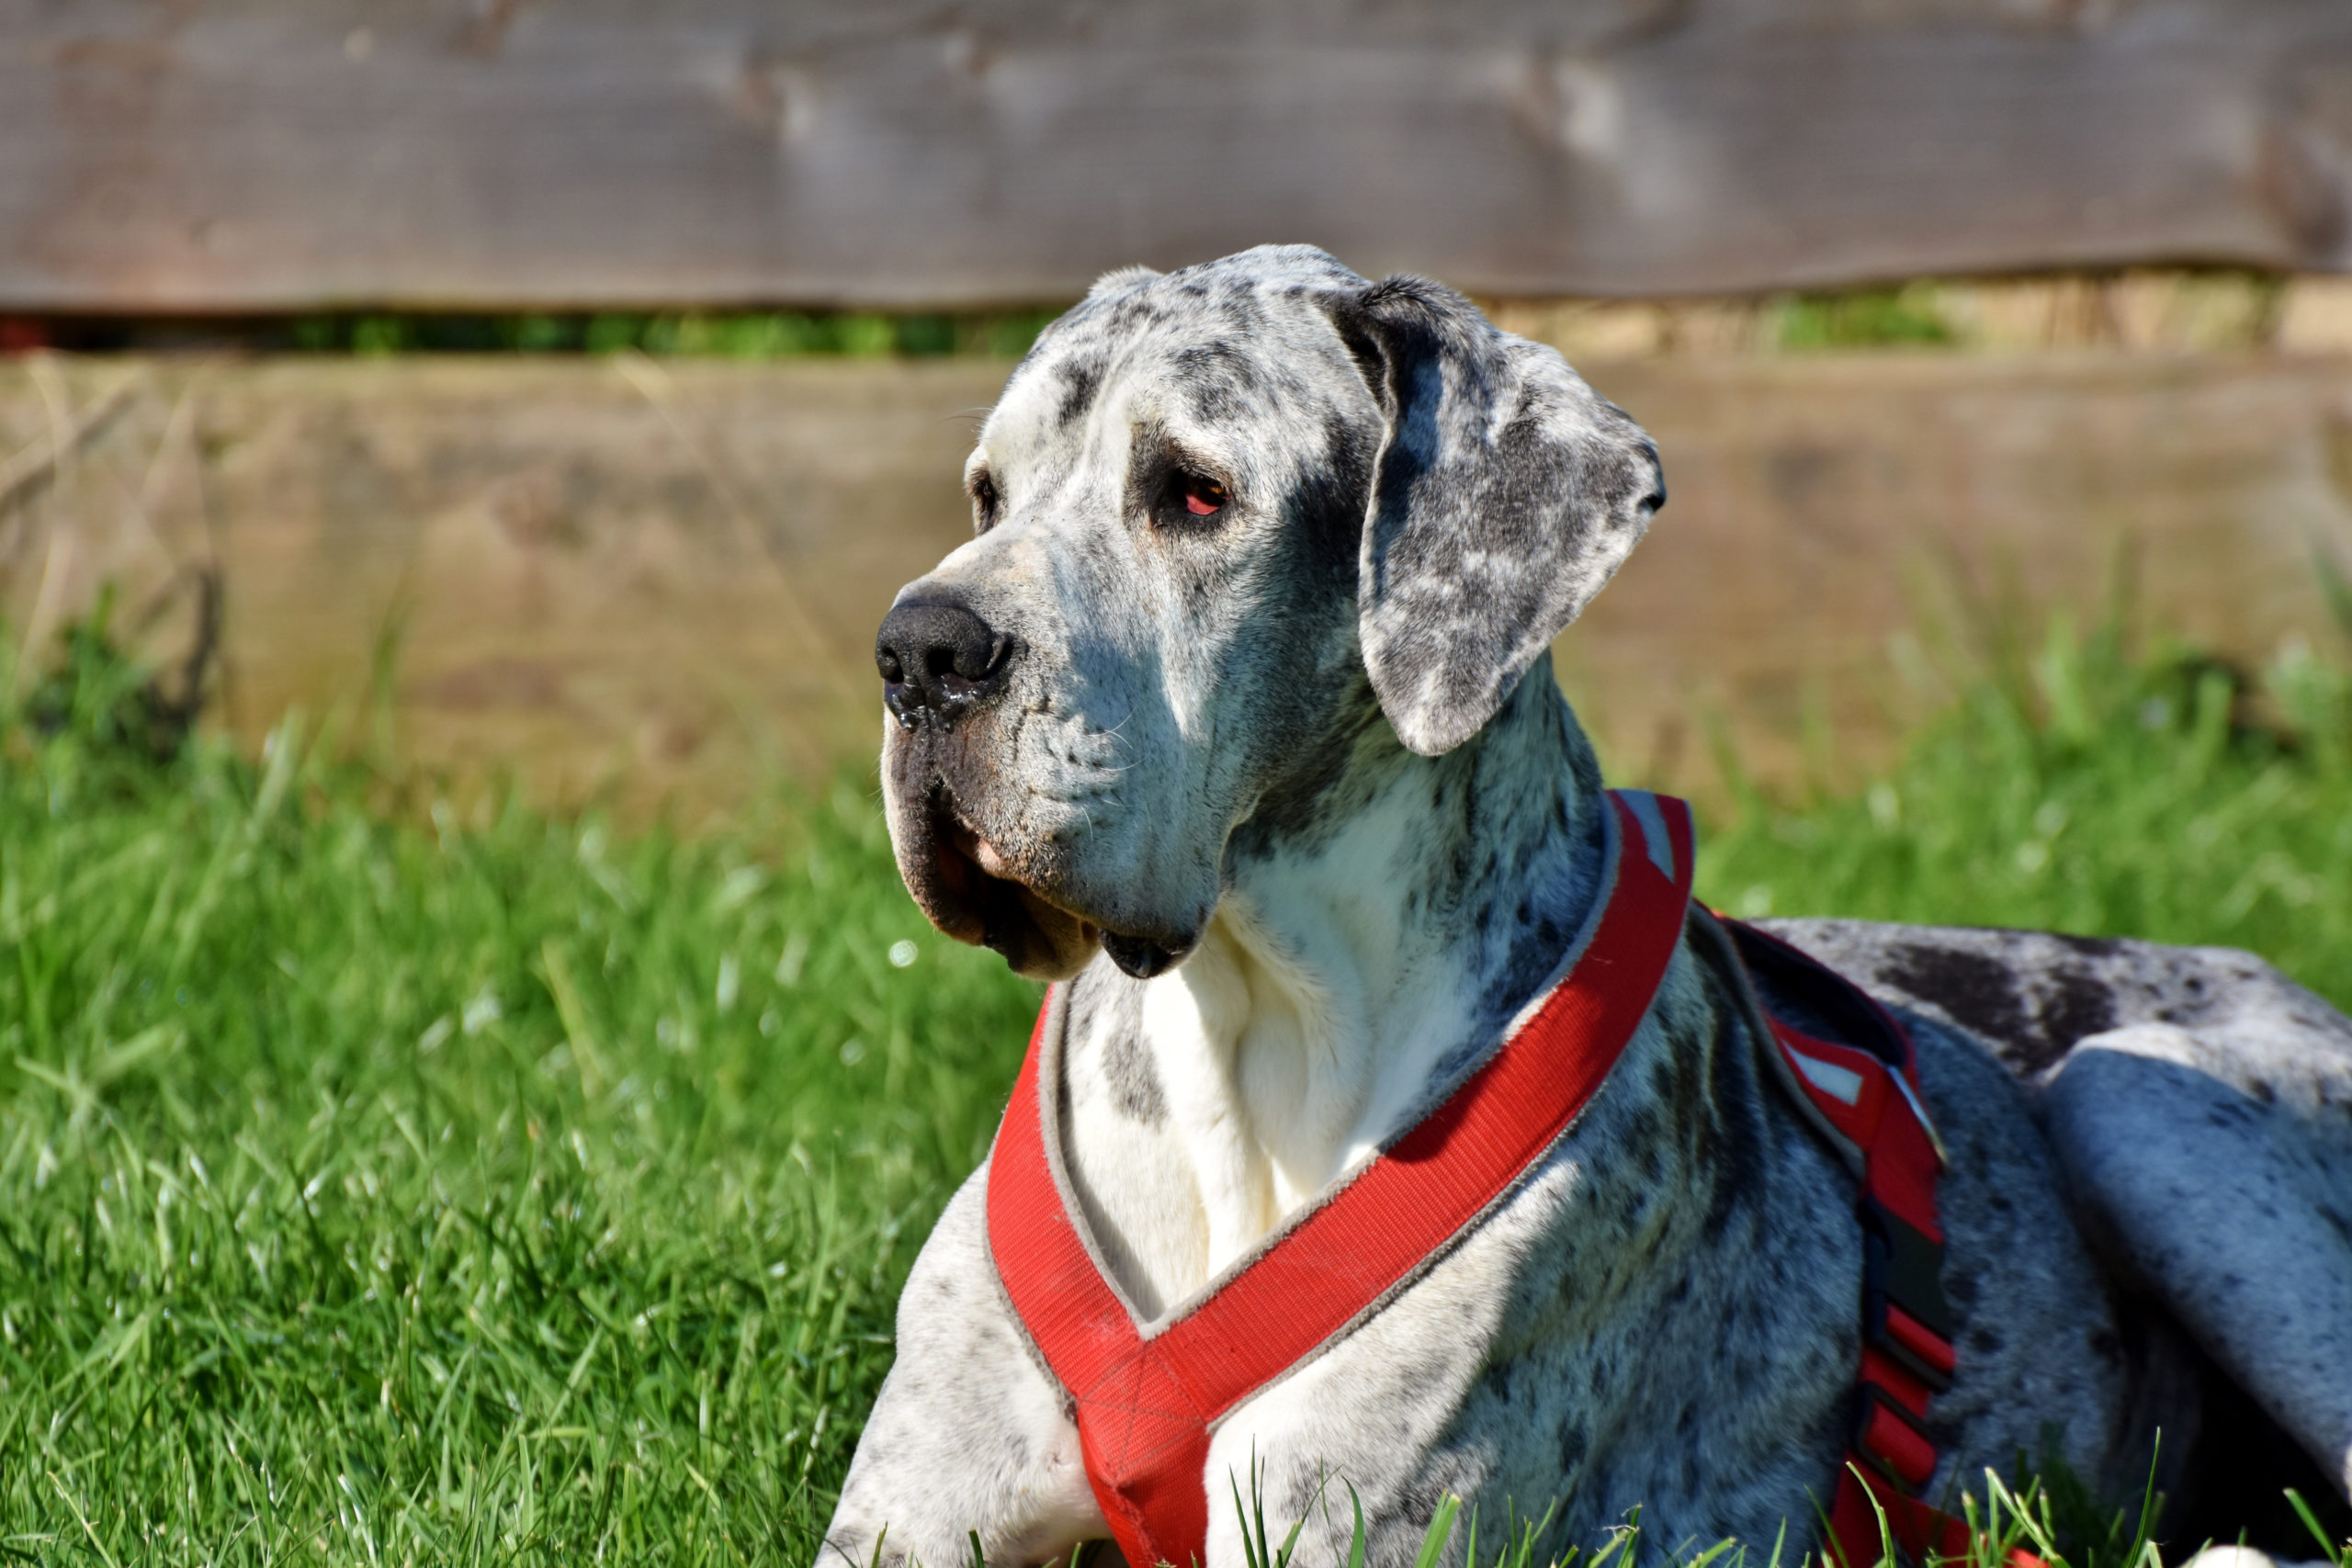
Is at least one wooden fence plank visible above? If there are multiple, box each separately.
[4,351,2347,816]
[4,2,2352,310]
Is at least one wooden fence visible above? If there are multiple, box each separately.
[5,351,2346,815]
[6,1,2352,311]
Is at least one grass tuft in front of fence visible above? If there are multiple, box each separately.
[1,615,2348,1562]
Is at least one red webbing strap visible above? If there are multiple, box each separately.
[988,793,1693,1568]
[1739,924,2045,1568]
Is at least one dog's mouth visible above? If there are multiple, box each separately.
[904,793,1104,981]
[894,789,1193,982]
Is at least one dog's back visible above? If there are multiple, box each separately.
[1756,921,2352,1088]
[1762,919,2352,1550]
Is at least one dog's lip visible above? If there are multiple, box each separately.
[933,802,1198,963]
[943,815,1019,882]
[944,822,1102,942]
[919,795,1103,977]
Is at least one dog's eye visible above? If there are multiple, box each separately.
[969,472,1001,533]
[1179,473,1228,517]
[1137,451,1234,534]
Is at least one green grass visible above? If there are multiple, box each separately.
[0,630,1041,1562]
[286,310,1064,360]
[1699,625,2352,1011]
[1770,286,1956,351]
[2,617,2349,1564]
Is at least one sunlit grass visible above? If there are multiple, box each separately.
[1702,625,2352,1011]
[0,630,1039,1562]
[2,615,2348,1562]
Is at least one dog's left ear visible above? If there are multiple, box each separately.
[1323,276,1665,756]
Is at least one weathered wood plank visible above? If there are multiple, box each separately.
[4,352,2346,816]
[5,1,2352,310]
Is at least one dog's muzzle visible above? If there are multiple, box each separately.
[875,593,1109,980]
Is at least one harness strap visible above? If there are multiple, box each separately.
[985,803,2040,1568]
[1721,919,2044,1568]
[988,792,1693,1568]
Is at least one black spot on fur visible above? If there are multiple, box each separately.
[2045,931,2126,960]
[1101,1003,1165,1124]
[1055,356,1103,428]
[1943,1263,1981,1308]
[1884,942,2031,1055]
[1700,1028,1769,1240]
[2037,964,2120,1067]
[1658,1045,1703,1129]
[1634,1136,1663,1184]
[1557,1420,1589,1475]
[1235,694,1389,851]
[1216,295,1268,336]
[1291,413,1375,582]
[1170,342,1266,425]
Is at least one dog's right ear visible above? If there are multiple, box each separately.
[1321,276,1664,756]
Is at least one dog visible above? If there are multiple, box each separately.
[825,245,2352,1568]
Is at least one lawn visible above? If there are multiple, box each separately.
[2,620,2348,1566]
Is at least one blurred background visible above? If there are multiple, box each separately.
[9,0,2352,813]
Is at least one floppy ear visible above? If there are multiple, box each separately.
[1327,276,1665,756]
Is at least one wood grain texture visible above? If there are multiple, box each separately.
[5,1,2352,310]
[4,352,2347,815]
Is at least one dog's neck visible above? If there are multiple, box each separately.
[1115,667,1611,1282]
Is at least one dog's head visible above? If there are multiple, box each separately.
[875,245,1663,981]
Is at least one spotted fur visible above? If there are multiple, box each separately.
[831,248,2352,1568]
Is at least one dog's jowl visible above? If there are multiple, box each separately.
[829,247,2352,1568]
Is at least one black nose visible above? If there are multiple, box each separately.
[876,597,1013,728]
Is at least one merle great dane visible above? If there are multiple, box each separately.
[825,246,2352,1567]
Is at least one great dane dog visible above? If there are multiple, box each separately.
[825,246,2352,1568]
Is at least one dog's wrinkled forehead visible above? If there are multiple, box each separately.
[979,245,1375,477]
[959,242,1664,760]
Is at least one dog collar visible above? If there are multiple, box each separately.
[987,790,1692,1568]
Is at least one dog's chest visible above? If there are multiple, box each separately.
[1052,935,1492,1314]
[1182,989,1871,1559]
[948,934,2153,1563]
[1049,943,1870,1498]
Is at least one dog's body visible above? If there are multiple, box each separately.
[827,247,2352,1567]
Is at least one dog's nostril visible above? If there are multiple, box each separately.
[875,597,1012,725]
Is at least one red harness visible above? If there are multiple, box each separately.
[1722,919,2041,1568]
[986,791,2006,1568]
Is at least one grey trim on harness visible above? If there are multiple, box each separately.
[1684,905,1868,1179]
